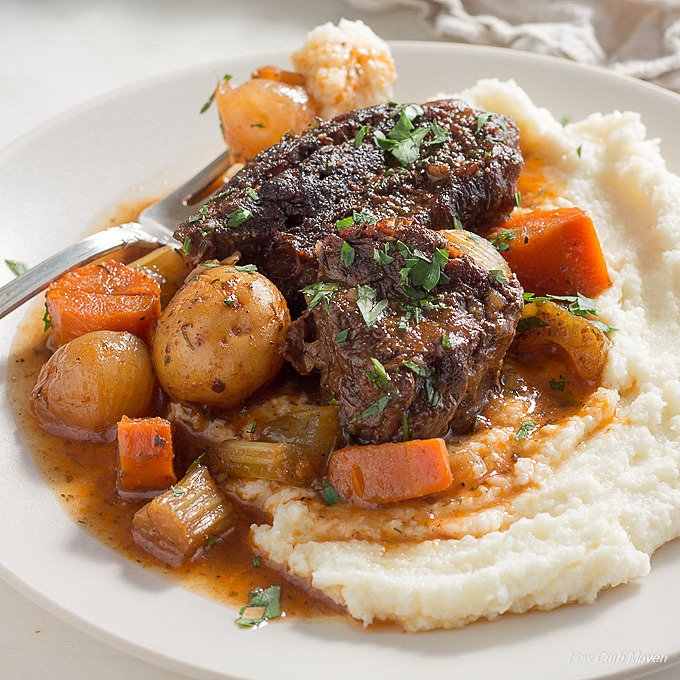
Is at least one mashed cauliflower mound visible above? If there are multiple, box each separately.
[291,19,396,119]
[229,80,680,631]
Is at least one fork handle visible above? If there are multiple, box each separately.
[0,222,175,320]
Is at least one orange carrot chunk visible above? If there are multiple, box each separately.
[494,208,610,297]
[46,261,161,347]
[327,438,452,506]
[117,416,176,497]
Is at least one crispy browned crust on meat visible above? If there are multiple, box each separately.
[175,100,522,309]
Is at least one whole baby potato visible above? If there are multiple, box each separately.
[31,330,154,442]
[152,265,290,408]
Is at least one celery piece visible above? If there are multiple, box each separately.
[215,407,341,486]
[260,406,340,476]
[131,464,235,566]
[215,440,315,486]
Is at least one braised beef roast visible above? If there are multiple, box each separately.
[175,99,522,307]
[285,221,524,444]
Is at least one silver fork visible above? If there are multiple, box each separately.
[0,151,232,320]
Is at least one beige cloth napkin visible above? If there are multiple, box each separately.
[347,0,680,91]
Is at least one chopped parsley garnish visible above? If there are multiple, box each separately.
[495,118,509,140]
[425,380,443,408]
[245,187,260,201]
[515,420,539,441]
[212,187,235,201]
[375,126,429,166]
[516,316,549,332]
[335,329,349,344]
[398,242,450,296]
[248,421,257,434]
[253,555,261,567]
[489,269,508,283]
[5,259,27,276]
[42,304,51,332]
[401,410,411,441]
[400,103,425,121]
[515,191,521,207]
[576,144,583,157]
[300,281,340,311]
[549,379,567,392]
[187,450,207,471]
[171,485,184,498]
[322,480,342,506]
[186,204,209,224]
[373,243,394,264]
[523,291,609,323]
[336,209,378,232]
[475,112,492,132]
[425,118,449,145]
[560,116,570,127]
[367,357,390,389]
[386,107,418,140]
[206,534,218,549]
[199,73,231,114]
[227,207,252,227]
[589,319,618,333]
[351,392,390,422]
[233,264,258,272]
[356,284,388,329]
[236,586,281,627]
[354,124,370,148]
[401,296,437,322]
[373,104,435,166]
[568,292,597,316]
[182,236,192,254]
[442,333,454,349]
[524,291,616,331]
[336,215,354,231]
[400,359,429,377]
[488,229,517,252]
[452,217,463,230]
[401,360,441,407]
[341,241,355,267]
[250,123,265,128]
[524,292,574,303]
[397,313,411,331]
[354,210,378,225]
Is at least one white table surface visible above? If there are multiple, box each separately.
[0,1,677,679]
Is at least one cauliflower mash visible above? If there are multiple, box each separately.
[291,19,396,119]
[221,79,680,631]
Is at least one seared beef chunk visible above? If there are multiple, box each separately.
[285,220,523,443]
[175,100,522,307]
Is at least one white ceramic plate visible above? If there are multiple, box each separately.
[2,43,680,680]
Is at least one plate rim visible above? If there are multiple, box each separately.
[4,39,680,162]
